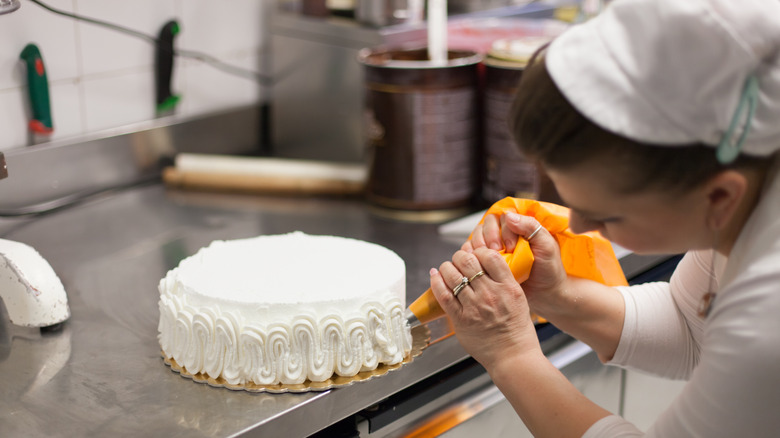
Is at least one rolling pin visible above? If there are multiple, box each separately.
[163,153,366,195]
[405,197,628,327]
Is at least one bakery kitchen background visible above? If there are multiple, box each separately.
[0,1,685,437]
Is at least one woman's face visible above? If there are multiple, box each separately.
[546,162,714,255]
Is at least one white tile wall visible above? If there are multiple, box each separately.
[0,88,30,148]
[0,0,80,89]
[180,51,264,116]
[179,0,264,55]
[48,80,84,138]
[0,0,268,151]
[81,69,157,132]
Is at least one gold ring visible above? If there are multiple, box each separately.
[468,270,485,283]
[526,224,543,241]
[452,276,469,297]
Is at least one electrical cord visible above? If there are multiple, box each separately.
[28,0,274,84]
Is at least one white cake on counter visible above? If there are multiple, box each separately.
[157,231,412,386]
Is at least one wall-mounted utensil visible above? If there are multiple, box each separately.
[155,20,181,116]
[19,43,53,144]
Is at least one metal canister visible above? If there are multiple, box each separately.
[482,37,550,202]
[359,48,482,213]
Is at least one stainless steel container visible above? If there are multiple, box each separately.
[360,48,483,212]
[481,37,551,202]
[267,3,560,164]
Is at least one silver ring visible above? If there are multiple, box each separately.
[452,276,469,297]
[526,224,543,241]
[468,270,485,283]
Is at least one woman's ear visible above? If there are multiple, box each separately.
[704,170,748,231]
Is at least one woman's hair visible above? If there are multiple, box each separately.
[509,54,771,194]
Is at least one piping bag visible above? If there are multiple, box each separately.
[405,197,628,327]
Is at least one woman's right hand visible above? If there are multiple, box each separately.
[463,212,568,318]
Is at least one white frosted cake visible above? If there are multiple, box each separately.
[158,231,412,387]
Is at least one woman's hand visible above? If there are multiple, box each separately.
[430,246,616,438]
[461,211,627,363]
[429,247,542,368]
[463,212,568,319]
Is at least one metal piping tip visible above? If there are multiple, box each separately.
[0,0,21,15]
[404,308,420,328]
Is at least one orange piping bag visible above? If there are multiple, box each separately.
[406,197,628,326]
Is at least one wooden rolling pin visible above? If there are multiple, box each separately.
[163,153,366,195]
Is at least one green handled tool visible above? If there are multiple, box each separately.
[19,43,53,136]
[155,20,181,116]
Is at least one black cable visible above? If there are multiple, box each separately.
[27,0,273,84]
[28,0,155,42]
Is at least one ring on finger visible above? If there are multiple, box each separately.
[452,276,469,297]
[526,224,543,241]
[468,270,485,283]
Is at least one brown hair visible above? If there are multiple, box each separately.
[509,54,770,194]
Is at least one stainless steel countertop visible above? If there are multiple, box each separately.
[0,180,672,437]
[0,184,476,437]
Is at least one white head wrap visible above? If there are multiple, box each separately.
[546,0,780,161]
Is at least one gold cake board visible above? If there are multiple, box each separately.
[162,325,431,393]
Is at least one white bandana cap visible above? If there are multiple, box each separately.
[546,0,780,162]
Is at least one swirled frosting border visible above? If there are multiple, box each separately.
[158,292,413,386]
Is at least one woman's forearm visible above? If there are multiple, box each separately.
[487,349,613,438]
[533,277,626,362]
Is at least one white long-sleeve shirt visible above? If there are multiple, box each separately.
[583,158,780,437]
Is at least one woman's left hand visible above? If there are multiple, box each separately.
[430,247,542,368]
